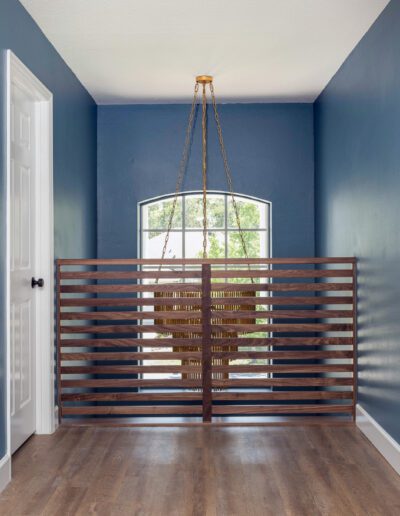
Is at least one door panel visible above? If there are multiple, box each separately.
[10,82,36,453]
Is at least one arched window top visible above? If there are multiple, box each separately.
[139,191,271,259]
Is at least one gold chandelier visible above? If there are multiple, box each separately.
[160,75,250,261]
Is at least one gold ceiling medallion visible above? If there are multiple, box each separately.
[196,75,213,84]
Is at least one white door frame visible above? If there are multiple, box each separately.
[5,50,55,463]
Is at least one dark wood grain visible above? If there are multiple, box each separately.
[60,391,352,402]
[202,264,212,423]
[60,295,352,307]
[212,350,353,360]
[60,337,202,347]
[59,336,353,347]
[210,269,353,278]
[60,270,202,279]
[211,405,353,415]
[211,295,353,305]
[212,391,353,401]
[60,310,202,320]
[62,406,203,415]
[58,257,356,264]
[61,297,203,307]
[61,365,202,374]
[61,283,203,293]
[61,377,352,388]
[60,322,353,334]
[61,351,202,361]
[211,309,353,319]
[210,282,353,292]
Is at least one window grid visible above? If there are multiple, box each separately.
[139,191,270,261]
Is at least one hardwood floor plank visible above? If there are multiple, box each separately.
[1,425,399,515]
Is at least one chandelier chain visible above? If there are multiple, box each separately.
[209,82,252,265]
[158,78,253,275]
[157,82,199,279]
[201,83,208,259]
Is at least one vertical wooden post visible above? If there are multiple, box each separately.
[352,258,358,422]
[201,263,212,422]
[56,260,62,423]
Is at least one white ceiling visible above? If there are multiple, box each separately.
[20,0,389,104]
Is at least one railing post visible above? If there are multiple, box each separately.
[56,260,62,424]
[201,263,212,422]
[352,258,358,422]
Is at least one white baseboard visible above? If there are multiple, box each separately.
[356,404,400,476]
[0,454,11,493]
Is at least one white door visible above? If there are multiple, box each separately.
[10,81,38,453]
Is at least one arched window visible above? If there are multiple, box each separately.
[139,191,271,259]
[138,192,272,381]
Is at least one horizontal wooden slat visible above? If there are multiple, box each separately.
[60,391,353,402]
[60,324,201,334]
[58,257,356,265]
[62,404,353,416]
[60,270,202,279]
[61,392,203,402]
[60,322,353,334]
[61,350,352,361]
[60,297,203,307]
[60,309,352,321]
[211,309,353,319]
[59,337,353,347]
[61,379,202,388]
[209,337,353,346]
[210,283,353,292]
[210,323,353,333]
[61,364,353,375]
[61,351,202,361]
[210,269,353,278]
[60,416,355,426]
[61,365,202,374]
[61,283,202,294]
[212,378,353,387]
[59,296,353,307]
[212,350,353,360]
[62,406,203,415]
[60,338,202,348]
[212,391,353,401]
[211,296,353,306]
[60,282,352,294]
[212,405,353,415]
[212,364,353,373]
[60,310,201,321]
[61,377,353,388]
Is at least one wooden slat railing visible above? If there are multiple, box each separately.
[56,257,356,423]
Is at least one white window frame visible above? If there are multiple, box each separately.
[138,190,272,260]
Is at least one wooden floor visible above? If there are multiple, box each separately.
[1,424,399,515]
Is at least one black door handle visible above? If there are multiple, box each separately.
[31,277,44,288]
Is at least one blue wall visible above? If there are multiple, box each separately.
[0,0,97,458]
[97,104,314,259]
[315,1,400,441]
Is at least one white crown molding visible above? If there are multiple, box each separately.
[356,404,400,476]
